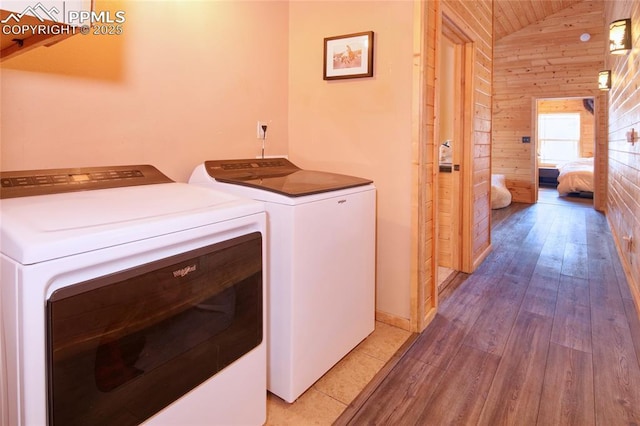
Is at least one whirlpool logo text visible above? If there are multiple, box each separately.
[173,264,197,278]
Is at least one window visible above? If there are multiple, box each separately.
[537,113,580,165]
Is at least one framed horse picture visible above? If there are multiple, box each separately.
[323,31,374,80]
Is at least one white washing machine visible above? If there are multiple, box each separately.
[0,165,267,426]
[189,158,376,403]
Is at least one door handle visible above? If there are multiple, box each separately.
[453,164,460,171]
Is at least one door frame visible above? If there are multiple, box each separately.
[439,13,475,274]
[410,1,477,332]
[533,96,599,208]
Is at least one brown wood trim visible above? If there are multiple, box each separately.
[1,29,73,62]
[375,310,412,332]
[408,0,432,334]
[608,215,640,319]
[422,305,437,328]
[473,243,493,271]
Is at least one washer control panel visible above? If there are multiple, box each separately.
[218,159,290,171]
[205,158,298,179]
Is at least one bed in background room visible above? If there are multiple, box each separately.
[538,167,560,187]
[556,157,594,197]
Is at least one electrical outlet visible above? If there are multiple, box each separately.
[257,121,267,139]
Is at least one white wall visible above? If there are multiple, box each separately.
[288,1,415,320]
[0,0,289,182]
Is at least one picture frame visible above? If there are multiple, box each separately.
[323,31,374,80]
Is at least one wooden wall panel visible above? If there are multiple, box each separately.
[412,0,492,331]
[438,172,453,268]
[441,0,493,269]
[492,0,606,206]
[410,0,438,332]
[604,0,640,309]
[494,0,583,41]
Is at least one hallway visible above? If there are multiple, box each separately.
[336,197,640,425]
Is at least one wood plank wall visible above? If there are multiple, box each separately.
[492,0,606,206]
[411,0,438,332]
[412,0,492,332]
[604,0,640,308]
[438,172,453,267]
[494,0,583,40]
[441,0,493,269]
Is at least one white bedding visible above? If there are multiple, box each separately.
[556,158,594,195]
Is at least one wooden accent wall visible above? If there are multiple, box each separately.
[604,0,640,310]
[438,172,453,268]
[441,0,493,271]
[411,0,493,332]
[411,0,438,332]
[492,0,606,207]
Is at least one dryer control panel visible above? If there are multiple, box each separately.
[0,165,173,199]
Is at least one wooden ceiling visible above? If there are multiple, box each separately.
[493,0,586,40]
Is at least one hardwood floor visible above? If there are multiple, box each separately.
[336,194,640,425]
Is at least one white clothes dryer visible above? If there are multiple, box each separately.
[0,165,267,426]
[190,158,376,403]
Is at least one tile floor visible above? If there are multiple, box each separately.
[265,321,412,425]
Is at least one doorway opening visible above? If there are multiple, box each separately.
[534,97,596,207]
[436,16,470,293]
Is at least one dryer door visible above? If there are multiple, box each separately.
[46,232,263,426]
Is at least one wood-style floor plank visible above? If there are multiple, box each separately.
[562,242,589,279]
[536,213,570,268]
[557,274,590,307]
[404,314,466,370]
[564,208,587,245]
[476,311,553,426]
[439,274,494,329]
[537,343,595,426]
[590,304,640,425]
[343,358,446,425]
[550,286,592,353]
[463,274,528,355]
[414,344,501,425]
[623,297,640,367]
[475,207,539,277]
[553,275,591,354]
[335,197,640,426]
[521,266,560,318]
[589,257,627,315]
[503,246,541,280]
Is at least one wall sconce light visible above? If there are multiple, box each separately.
[598,70,612,90]
[610,18,632,54]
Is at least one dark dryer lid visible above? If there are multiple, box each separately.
[204,158,373,197]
